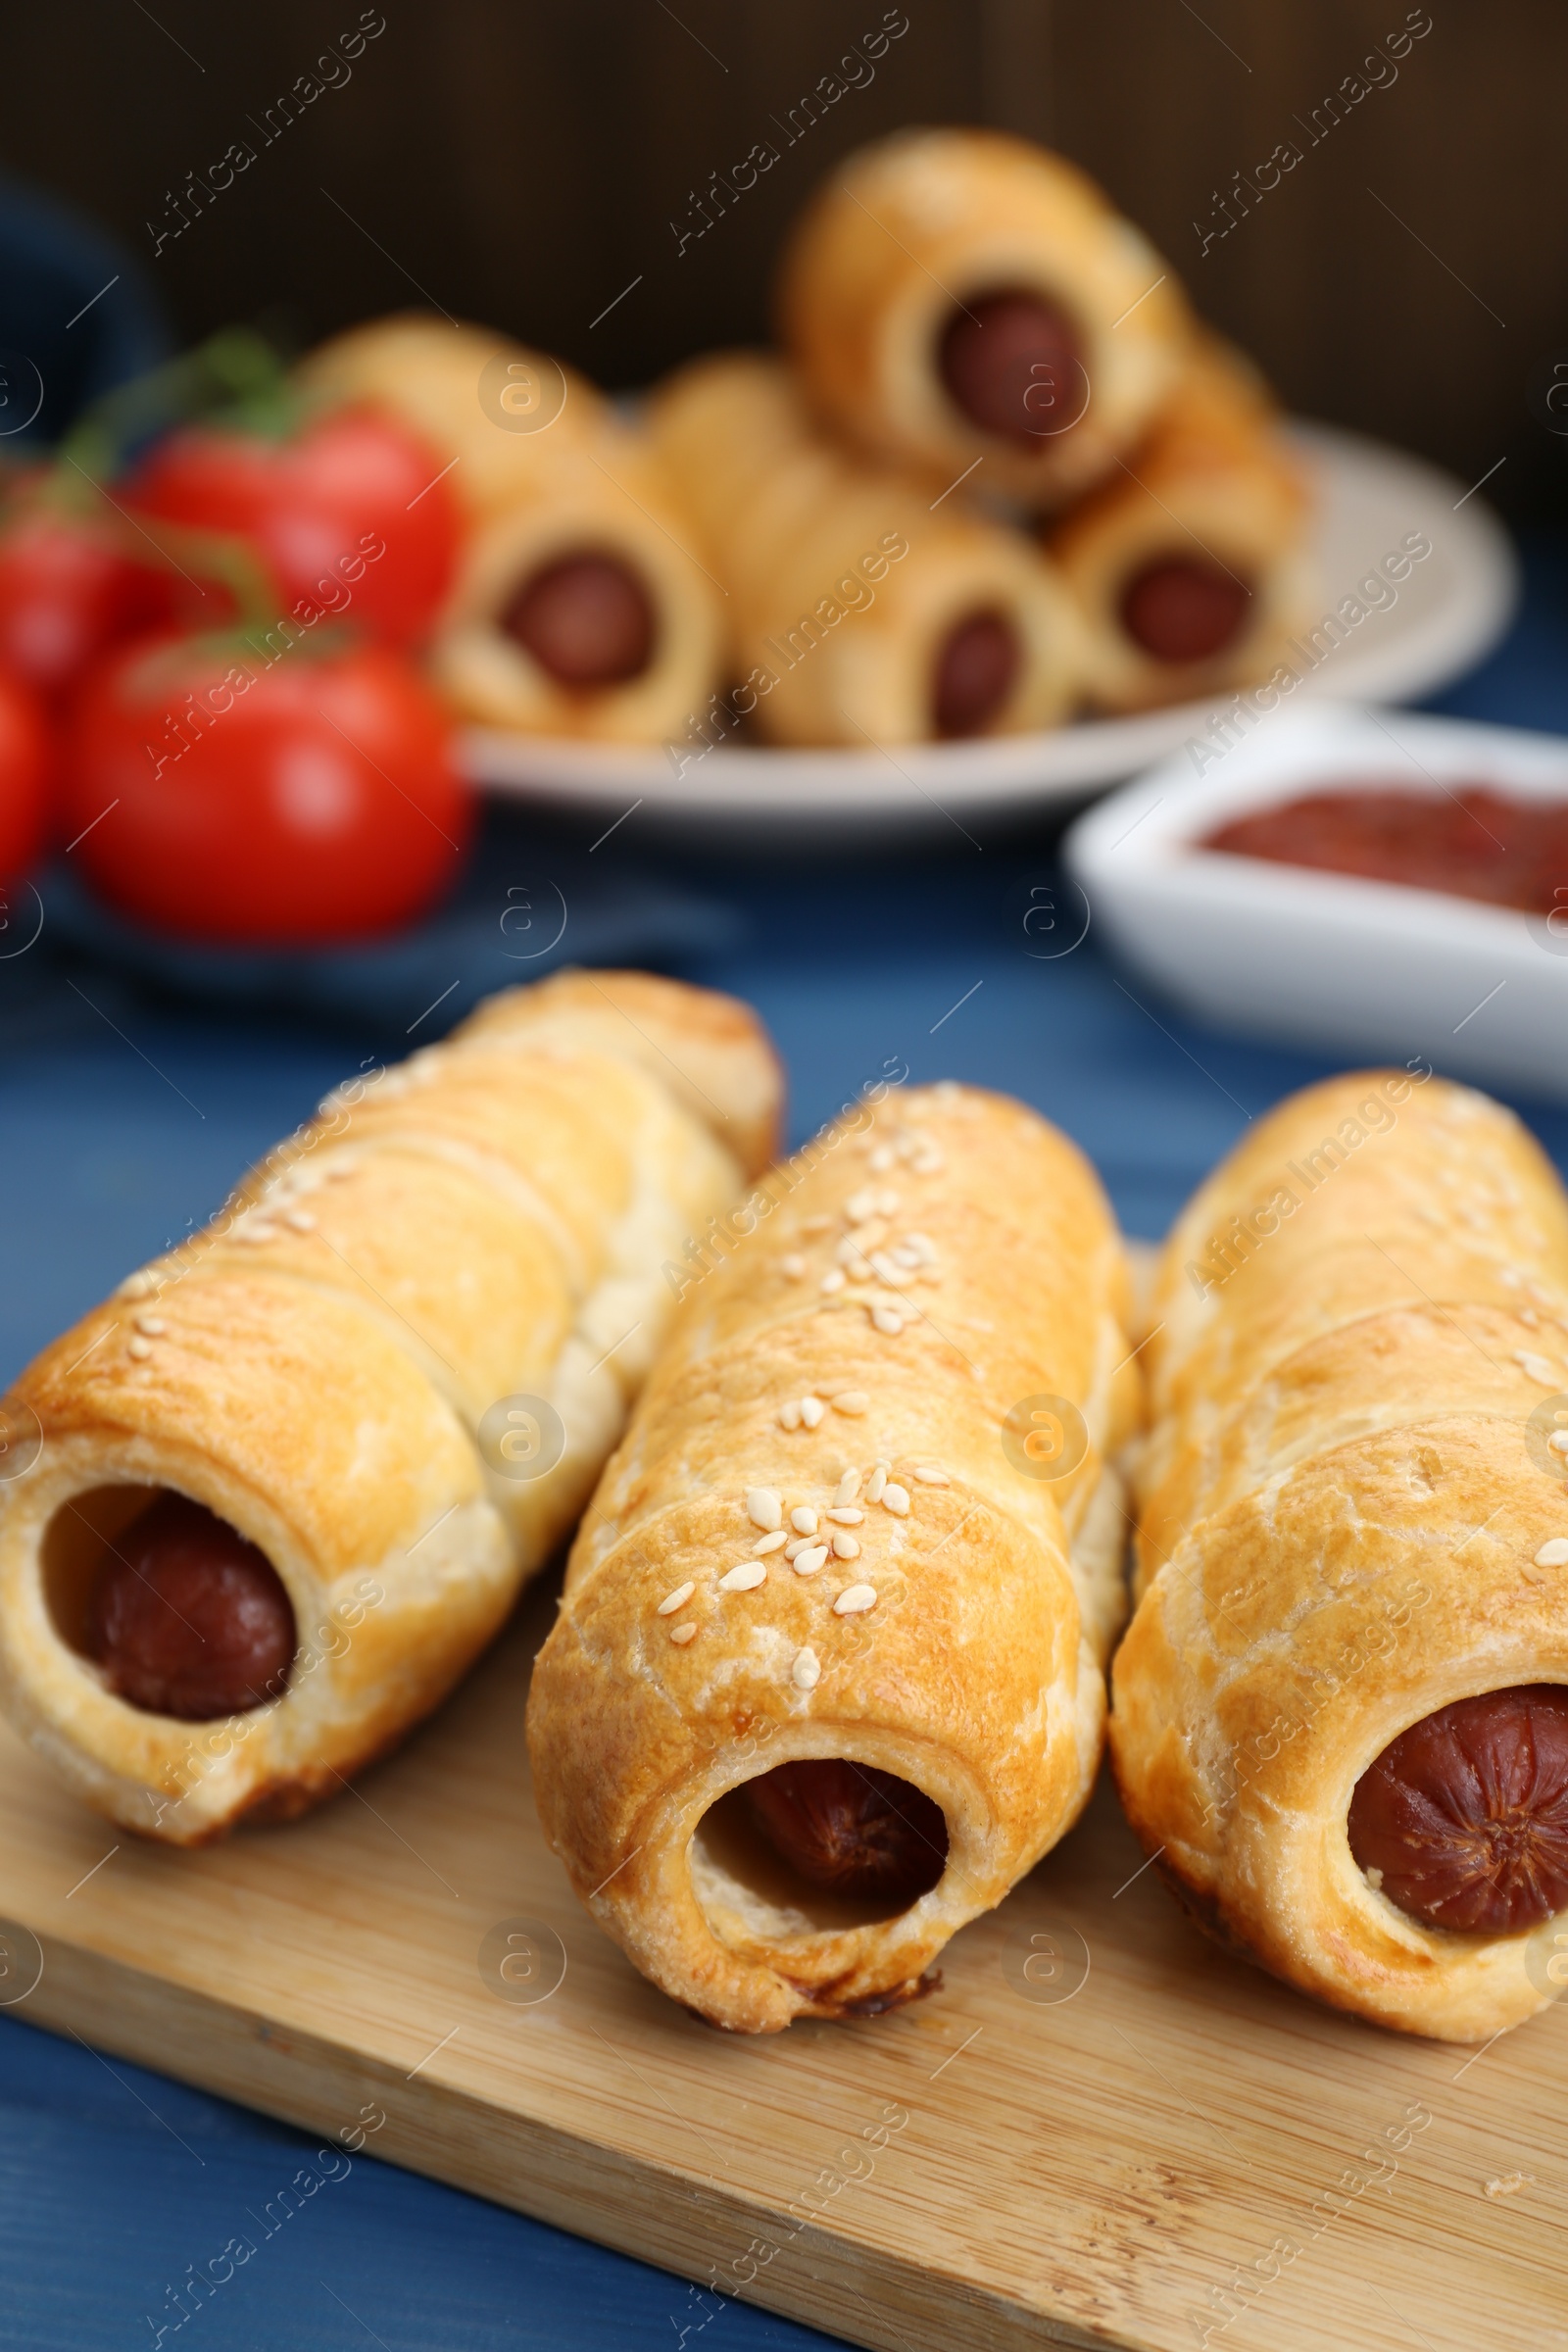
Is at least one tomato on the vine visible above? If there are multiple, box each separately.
[124,405,460,651]
[0,667,50,879]
[62,631,473,943]
[0,496,179,708]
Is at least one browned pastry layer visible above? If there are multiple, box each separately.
[778,129,1191,506]
[529,1081,1140,2032]
[1112,1068,1568,2040]
[1047,333,1313,713]
[650,353,1085,749]
[0,970,780,1841]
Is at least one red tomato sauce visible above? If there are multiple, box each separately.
[1201,782,1568,913]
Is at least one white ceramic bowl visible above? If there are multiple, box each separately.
[1064,705,1568,1102]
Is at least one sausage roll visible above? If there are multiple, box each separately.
[1112,1068,1568,2040]
[428,423,724,744]
[778,129,1191,508]
[1047,336,1313,713]
[528,1082,1141,2032]
[650,354,1084,748]
[296,312,609,518]
[0,970,780,1844]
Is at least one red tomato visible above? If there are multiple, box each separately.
[62,632,473,944]
[0,667,50,879]
[124,406,460,651]
[0,502,179,708]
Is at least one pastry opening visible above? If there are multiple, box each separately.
[502,549,657,688]
[44,1485,296,1722]
[1118,556,1253,665]
[932,606,1021,738]
[1348,1684,1568,1934]
[692,1759,950,1939]
[937,286,1086,446]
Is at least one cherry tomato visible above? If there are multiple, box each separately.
[0,667,50,879]
[124,406,460,651]
[62,632,473,943]
[0,499,179,708]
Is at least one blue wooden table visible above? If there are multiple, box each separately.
[2,537,1564,2351]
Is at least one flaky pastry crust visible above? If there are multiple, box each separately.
[529,1082,1140,2031]
[1111,1070,1568,2038]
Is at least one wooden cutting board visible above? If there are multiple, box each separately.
[3,1571,1565,2352]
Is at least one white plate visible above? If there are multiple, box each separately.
[462,423,1518,836]
[1064,704,1568,1102]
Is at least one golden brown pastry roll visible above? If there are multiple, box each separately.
[1047,336,1313,712]
[0,970,779,1845]
[1112,1067,1568,2040]
[650,353,1084,748]
[296,312,609,518]
[778,129,1191,508]
[428,423,724,744]
[528,1082,1141,2033]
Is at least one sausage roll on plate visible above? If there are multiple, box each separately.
[778,128,1191,508]
[651,353,1084,746]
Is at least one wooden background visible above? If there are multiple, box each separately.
[3,0,1566,516]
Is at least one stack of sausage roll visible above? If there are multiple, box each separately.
[295,128,1314,753]
[5,981,1568,2047]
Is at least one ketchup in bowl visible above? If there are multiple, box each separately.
[1202,782,1568,916]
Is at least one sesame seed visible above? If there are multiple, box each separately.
[912,1466,950,1486]
[827,1506,864,1525]
[285,1210,317,1233]
[781,1253,807,1280]
[239,1221,279,1244]
[803,1215,832,1236]
[865,1464,888,1503]
[882,1483,910,1516]
[747,1488,783,1531]
[779,1399,803,1432]
[135,1316,167,1337]
[792,1646,820,1690]
[870,1306,904,1336]
[658,1581,696,1615]
[833,1584,877,1615]
[718,1561,767,1592]
[793,1544,829,1577]
[791,1505,818,1536]
[670,1623,698,1645]
[820,1269,847,1295]
[755,1530,789,1553]
[117,1270,155,1300]
[846,1188,878,1224]
[1535,1539,1568,1567]
[832,1532,860,1559]
[869,1146,895,1173]
[904,1232,936,1262]
[911,1152,944,1175]
[1551,1433,1568,1457]
[801,1396,826,1430]
[835,1468,862,1504]
[126,1336,153,1360]
[1516,1351,1558,1384]
[785,1536,810,1560]
[833,1391,868,1416]
[875,1189,900,1216]
[891,1244,921,1270]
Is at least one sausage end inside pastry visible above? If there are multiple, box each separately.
[1348,1686,1568,1935]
